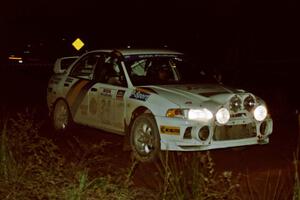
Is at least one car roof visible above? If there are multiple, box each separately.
[87,49,183,56]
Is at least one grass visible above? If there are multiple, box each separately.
[0,109,142,199]
[243,169,292,200]
[0,108,299,199]
[0,109,68,199]
[293,114,300,200]
[155,151,241,200]
[293,152,300,200]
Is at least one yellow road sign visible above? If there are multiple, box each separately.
[72,38,84,51]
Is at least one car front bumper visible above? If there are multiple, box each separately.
[155,116,273,151]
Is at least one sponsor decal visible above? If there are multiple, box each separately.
[66,80,89,106]
[101,88,112,97]
[160,126,180,135]
[129,89,150,101]
[66,80,95,116]
[116,90,125,100]
[89,97,97,115]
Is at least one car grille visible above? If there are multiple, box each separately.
[213,123,256,141]
[230,113,246,118]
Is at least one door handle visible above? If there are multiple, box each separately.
[91,88,97,92]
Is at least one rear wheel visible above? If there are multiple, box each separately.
[52,99,72,132]
[130,113,160,162]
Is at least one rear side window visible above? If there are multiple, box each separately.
[61,57,77,71]
[70,54,100,80]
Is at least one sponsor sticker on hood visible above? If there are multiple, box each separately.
[129,89,150,101]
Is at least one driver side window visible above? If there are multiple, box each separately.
[94,55,127,87]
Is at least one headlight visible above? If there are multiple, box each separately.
[216,108,230,124]
[166,108,213,122]
[253,105,267,121]
[188,109,213,121]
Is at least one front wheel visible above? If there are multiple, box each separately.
[52,99,73,132]
[130,113,161,162]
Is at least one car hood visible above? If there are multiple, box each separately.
[142,84,246,108]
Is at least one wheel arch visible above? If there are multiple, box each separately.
[125,106,154,135]
[51,97,75,132]
[50,97,72,118]
[128,110,161,162]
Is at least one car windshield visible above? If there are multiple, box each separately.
[124,54,218,86]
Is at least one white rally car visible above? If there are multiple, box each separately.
[47,49,273,162]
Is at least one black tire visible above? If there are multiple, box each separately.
[52,99,73,132]
[130,113,161,162]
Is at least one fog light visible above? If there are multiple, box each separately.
[230,95,242,112]
[198,126,209,141]
[184,127,192,139]
[244,95,256,111]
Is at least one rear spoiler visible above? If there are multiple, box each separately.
[53,56,79,74]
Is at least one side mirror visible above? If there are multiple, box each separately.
[53,56,79,74]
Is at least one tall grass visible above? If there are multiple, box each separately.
[294,152,300,200]
[155,151,241,200]
[0,109,142,199]
[0,109,68,199]
[1,108,299,200]
[293,113,300,200]
[243,169,292,200]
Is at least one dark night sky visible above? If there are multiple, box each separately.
[1,0,300,63]
[1,0,300,110]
